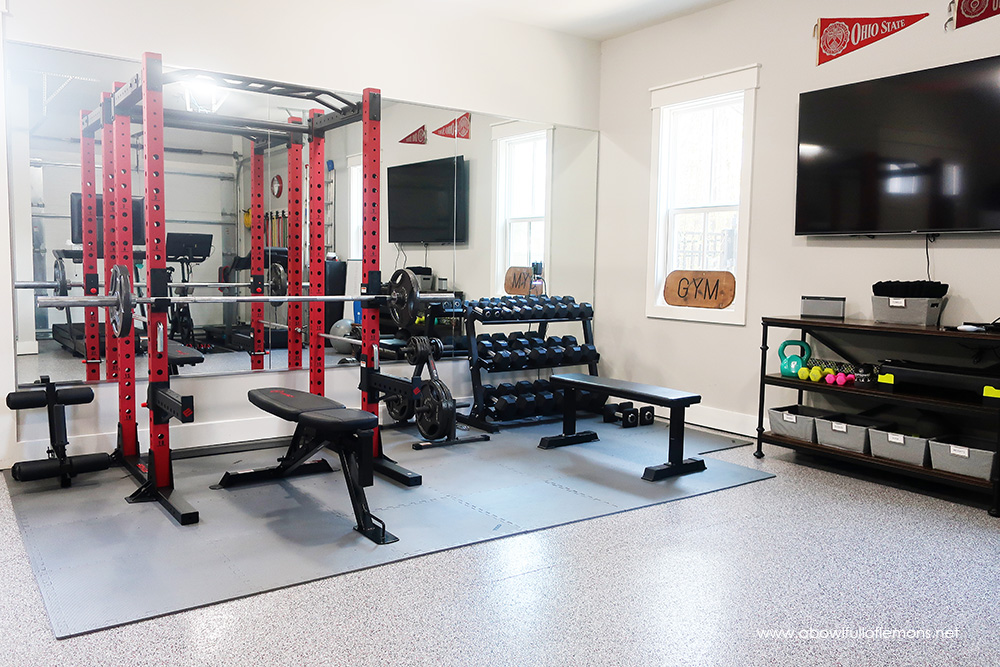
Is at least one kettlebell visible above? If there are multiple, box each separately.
[778,340,811,378]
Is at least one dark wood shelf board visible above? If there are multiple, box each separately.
[763,374,1000,416]
[763,316,1000,342]
[761,432,993,490]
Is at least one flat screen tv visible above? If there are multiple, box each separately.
[70,192,146,251]
[795,54,1000,236]
[387,156,468,244]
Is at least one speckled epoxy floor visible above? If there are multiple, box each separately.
[1,439,998,666]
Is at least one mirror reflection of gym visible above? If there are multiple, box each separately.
[7,43,598,386]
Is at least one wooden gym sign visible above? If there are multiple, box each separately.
[663,270,736,309]
[504,266,544,296]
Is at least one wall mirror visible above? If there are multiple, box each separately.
[6,42,598,387]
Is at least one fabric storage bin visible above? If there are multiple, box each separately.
[815,414,896,454]
[928,435,996,481]
[768,405,836,442]
[869,429,931,467]
[872,296,945,326]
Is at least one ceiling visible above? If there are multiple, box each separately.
[429,0,732,41]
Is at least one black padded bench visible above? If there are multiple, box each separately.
[539,373,706,481]
[165,340,205,375]
[215,387,396,545]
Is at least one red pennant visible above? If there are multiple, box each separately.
[955,0,1000,28]
[816,14,928,65]
[399,125,427,144]
[433,113,471,140]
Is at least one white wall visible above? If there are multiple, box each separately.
[0,1,601,466]
[595,0,1000,434]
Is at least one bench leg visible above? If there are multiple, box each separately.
[642,405,706,481]
[338,430,398,545]
[213,424,335,489]
[538,387,599,449]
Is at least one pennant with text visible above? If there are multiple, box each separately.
[433,112,471,139]
[954,0,1000,28]
[399,125,427,144]
[816,14,928,65]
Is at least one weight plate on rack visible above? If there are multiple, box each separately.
[52,258,68,306]
[269,262,288,298]
[109,264,133,338]
[415,378,455,441]
[385,393,416,422]
[388,268,420,328]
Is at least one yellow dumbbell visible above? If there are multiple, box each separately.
[797,367,811,380]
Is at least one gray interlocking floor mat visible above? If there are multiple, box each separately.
[7,418,770,638]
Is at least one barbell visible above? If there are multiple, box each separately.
[15,258,302,298]
[35,266,449,337]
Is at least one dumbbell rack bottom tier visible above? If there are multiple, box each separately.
[460,308,600,434]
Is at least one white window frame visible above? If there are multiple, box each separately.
[646,65,759,325]
[491,121,553,295]
[347,154,362,260]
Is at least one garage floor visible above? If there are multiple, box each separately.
[2,431,998,665]
[6,418,767,639]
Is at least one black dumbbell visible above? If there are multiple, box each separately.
[478,339,512,370]
[639,406,655,426]
[560,336,584,364]
[497,382,516,396]
[508,349,528,369]
[515,392,537,417]
[482,384,499,403]
[579,303,594,319]
[545,337,566,365]
[515,380,535,395]
[552,388,565,411]
[567,303,583,319]
[554,303,570,319]
[603,401,638,427]
[580,344,599,363]
[539,302,556,319]
[527,343,550,366]
[491,394,519,420]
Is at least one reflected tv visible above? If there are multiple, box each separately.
[387,156,468,244]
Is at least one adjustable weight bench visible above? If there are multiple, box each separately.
[539,373,707,481]
[214,387,397,545]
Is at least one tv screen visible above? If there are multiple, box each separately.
[387,156,468,244]
[70,192,146,251]
[795,54,1000,236]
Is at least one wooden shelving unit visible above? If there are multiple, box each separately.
[755,316,1000,516]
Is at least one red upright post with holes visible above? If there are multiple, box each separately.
[308,110,326,395]
[79,111,101,381]
[250,145,265,370]
[361,89,381,447]
[287,119,304,369]
[141,52,174,488]
[113,94,138,457]
[101,93,119,382]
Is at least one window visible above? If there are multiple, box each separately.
[347,156,362,260]
[647,65,758,325]
[494,128,550,292]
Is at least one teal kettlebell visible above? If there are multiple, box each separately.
[778,340,811,378]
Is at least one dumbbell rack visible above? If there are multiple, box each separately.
[459,303,599,433]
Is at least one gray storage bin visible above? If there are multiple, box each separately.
[869,429,930,467]
[928,435,996,481]
[872,296,946,326]
[768,405,836,443]
[816,414,896,454]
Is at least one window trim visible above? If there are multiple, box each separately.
[646,65,759,326]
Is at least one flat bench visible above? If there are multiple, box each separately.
[214,387,396,545]
[539,373,707,481]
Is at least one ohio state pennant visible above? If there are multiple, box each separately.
[433,113,471,139]
[954,0,1000,28]
[816,14,928,65]
[399,125,427,144]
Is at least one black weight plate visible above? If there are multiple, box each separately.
[386,394,416,422]
[109,264,133,338]
[416,378,455,441]
[389,268,420,328]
